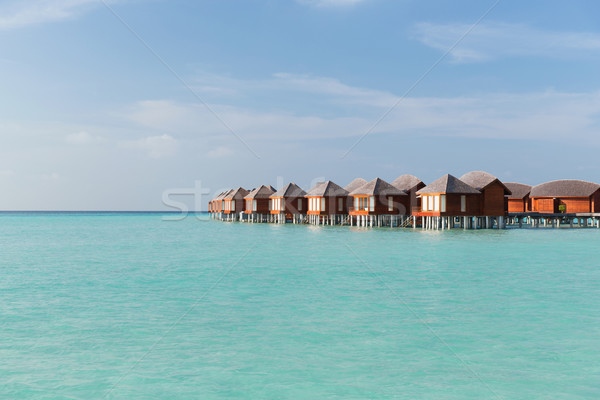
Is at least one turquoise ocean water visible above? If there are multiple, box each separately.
[1,213,599,399]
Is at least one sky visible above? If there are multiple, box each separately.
[1,0,600,210]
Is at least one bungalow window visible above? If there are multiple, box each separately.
[231,200,235,212]
[297,199,301,211]
[461,195,466,212]
[369,196,375,212]
[388,196,393,212]
[338,197,343,212]
[433,195,439,212]
[253,200,257,211]
[441,195,446,213]
[321,197,326,212]
[427,196,434,211]
[422,196,428,211]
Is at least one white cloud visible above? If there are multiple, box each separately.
[0,169,15,177]
[272,73,400,108]
[65,131,103,144]
[0,0,120,30]
[125,86,600,146]
[126,99,370,141]
[126,100,195,130]
[297,0,367,7]
[206,146,234,159]
[120,134,178,158]
[414,22,600,63]
[42,172,60,180]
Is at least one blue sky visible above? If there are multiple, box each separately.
[1,0,600,210]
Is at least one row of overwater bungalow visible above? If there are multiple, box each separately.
[209,171,600,229]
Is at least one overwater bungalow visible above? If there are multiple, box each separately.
[391,174,426,215]
[344,178,367,210]
[210,190,230,217]
[505,183,532,213]
[459,171,511,216]
[222,187,249,221]
[416,174,484,229]
[305,181,349,225]
[244,185,275,222]
[210,191,225,214]
[530,180,600,214]
[269,183,307,224]
[349,178,408,226]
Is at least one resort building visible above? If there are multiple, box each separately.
[244,185,275,222]
[505,183,532,213]
[344,178,367,210]
[210,190,231,216]
[459,171,511,216]
[349,178,409,226]
[209,173,600,229]
[305,181,349,225]
[269,183,307,223]
[391,174,426,215]
[530,180,600,214]
[416,174,487,229]
[222,187,249,221]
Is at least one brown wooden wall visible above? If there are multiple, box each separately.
[418,193,481,217]
[446,193,481,216]
[593,190,600,213]
[533,198,556,213]
[224,198,246,214]
[245,198,271,214]
[408,184,426,214]
[559,198,591,213]
[308,196,349,215]
[532,196,596,214]
[481,183,507,216]
[281,197,308,215]
[507,198,529,213]
[350,195,410,215]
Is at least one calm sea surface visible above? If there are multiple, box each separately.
[1,213,599,399]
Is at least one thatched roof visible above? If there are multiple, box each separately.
[391,174,424,192]
[530,180,600,198]
[271,182,306,198]
[505,182,532,199]
[460,171,511,195]
[214,190,231,201]
[349,178,406,196]
[244,185,275,200]
[224,187,249,200]
[344,178,368,193]
[417,174,480,195]
[305,181,348,197]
